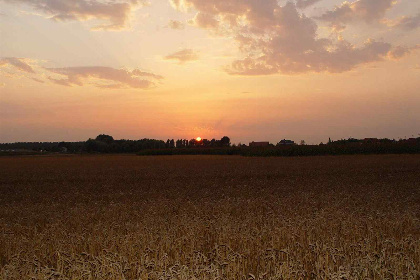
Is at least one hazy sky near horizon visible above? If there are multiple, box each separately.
[0,0,419,144]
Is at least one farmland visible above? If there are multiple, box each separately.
[0,155,419,279]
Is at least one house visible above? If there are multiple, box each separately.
[249,141,270,147]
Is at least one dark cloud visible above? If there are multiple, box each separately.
[0,0,148,30]
[164,49,199,64]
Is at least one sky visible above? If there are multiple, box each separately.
[0,0,419,144]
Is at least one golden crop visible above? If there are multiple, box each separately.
[0,155,419,279]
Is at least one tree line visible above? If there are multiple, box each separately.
[0,135,231,154]
[1,135,419,156]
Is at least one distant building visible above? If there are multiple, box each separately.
[249,141,270,147]
[278,139,295,145]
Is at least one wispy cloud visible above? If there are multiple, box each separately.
[46,66,162,89]
[0,57,35,73]
[0,0,149,30]
[1,56,162,90]
[31,77,45,83]
[164,49,199,64]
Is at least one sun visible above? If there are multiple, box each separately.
[196,137,202,142]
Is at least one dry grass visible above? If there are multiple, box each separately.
[0,155,419,279]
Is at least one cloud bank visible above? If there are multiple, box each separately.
[170,0,416,75]
[0,0,148,30]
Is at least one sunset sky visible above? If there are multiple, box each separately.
[0,0,419,144]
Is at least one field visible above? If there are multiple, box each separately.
[0,155,419,279]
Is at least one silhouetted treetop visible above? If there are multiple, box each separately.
[220,136,231,147]
[95,134,114,144]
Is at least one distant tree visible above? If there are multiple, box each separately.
[300,140,306,145]
[220,136,231,147]
[203,139,210,147]
[189,139,197,147]
[170,139,175,148]
[210,139,216,147]
[176,139,183,148]
[95,134,114,144]
[85,138,109,152]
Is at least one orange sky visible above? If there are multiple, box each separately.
[1,0,419,144]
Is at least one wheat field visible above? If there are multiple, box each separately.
[0,155,419,279]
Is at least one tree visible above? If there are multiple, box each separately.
[220,136,231,147]
[95,134,114,144]
[300,140,306,145]
[176,139,183,148]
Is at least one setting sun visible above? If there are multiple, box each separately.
[196,137,202,142]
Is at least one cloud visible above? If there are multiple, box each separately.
[228,39,395,75]
[296,0,322,9]
[164,49,199,64]
[0,57,35,73]
[31,77,45,83]
[131,69,164,80]
[388,45,420,59]
[0,56,162,89]
[318,0,395,30]
[392,13,420,30]
[170,0,416,75]
[45,66,162,89]
[168,19,185,29]
[189,12,219,29]
[0,0,148,30]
